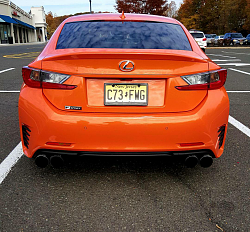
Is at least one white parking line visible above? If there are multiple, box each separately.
[218,63,250,67]
[227,91,250,93]
[212,59,241,62]
[0,91,20,93]
[229,68,250,75]
[229,116,250,137]
[0,142,23,184]
[207,54,237,58]
[0,68,15,74]
[222,51,250,55]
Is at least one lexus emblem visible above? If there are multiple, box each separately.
[119,60,135,72]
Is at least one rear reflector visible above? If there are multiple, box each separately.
[22,124,31,149]
[46,142,72,146]
[203,38,207,41]
[22,66,77,90]
[180,142,204,147]
[218,125,226,149]
[176,69,227,90]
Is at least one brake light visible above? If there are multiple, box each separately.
[46,142,72,146]
[22,66,77,89]
[203,38,207,41]
[179,142,204,147]
[176,69,227,90]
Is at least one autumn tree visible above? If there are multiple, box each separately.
[177,0,249,35]
[46,11,91,39]
[243,0,250,32]
[115,0,168,15]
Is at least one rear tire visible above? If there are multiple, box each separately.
[202,48,205,53]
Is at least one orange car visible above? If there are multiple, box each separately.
[19,13,229,168]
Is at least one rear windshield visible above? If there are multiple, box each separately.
[231,33,243,38]
[56,21,192,51]
[190,33,204,39]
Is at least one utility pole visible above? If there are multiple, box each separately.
[89,0,92,13]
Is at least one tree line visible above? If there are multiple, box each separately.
[46,0,250,38]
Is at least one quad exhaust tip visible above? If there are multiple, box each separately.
[185,154,213,168]
[199,155,213,168]
[185,155,198,168]
[50,155,64,168]
[35,154,49,168]
[35,154,64,168]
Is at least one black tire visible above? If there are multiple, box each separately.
[202,48,205,53]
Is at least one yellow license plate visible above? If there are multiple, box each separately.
[104,83,148,106]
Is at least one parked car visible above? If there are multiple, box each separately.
[223,33,246,45]
[19,14,229,169]
[214,35,224,46]
[189,30,207,52]
[244,34,250,45]
[205,34,215,46]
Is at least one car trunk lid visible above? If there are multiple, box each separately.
[41,50,209,113]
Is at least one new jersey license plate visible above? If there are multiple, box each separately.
[104,83,148,106]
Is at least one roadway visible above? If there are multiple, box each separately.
[0,44,249,231]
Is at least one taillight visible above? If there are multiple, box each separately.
[203,38,207,41]
[22,66,77,89]
[176,69,227,90]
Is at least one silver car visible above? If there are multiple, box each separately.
[205,34,215,46]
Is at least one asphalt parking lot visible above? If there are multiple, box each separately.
[0,44,249,231]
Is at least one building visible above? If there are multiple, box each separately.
[0,0,47,44]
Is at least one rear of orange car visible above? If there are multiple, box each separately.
[19,14,229,168]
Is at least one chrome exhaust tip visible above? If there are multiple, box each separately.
[184,155,198,168]
[35,154,49,168]
[50,155,64,168]
[199,155,213,168]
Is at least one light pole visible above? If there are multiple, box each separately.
[89,0,92,13]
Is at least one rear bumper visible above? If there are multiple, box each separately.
[19,87,229,158]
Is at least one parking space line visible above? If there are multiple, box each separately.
[212,59,241,62]
[229,116,250,137]
[0,142,23,185]
[0,91,20,93]
[229,68,250,75]
[0,68,15,74]
[227,91,250,93]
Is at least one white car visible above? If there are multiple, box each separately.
[189,30,207,52]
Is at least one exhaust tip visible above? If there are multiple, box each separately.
[199,155,213,168]
[35,154,49,168]
[185,155,198,168]
[50,155,64,168]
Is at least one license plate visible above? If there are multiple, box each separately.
[104,83,148,106]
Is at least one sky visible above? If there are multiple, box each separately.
[12,0,183,16]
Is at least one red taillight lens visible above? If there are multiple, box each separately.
[203,38,207,41]
[176,69,227,91]
[22,67,41,88]
[22,66,77,90]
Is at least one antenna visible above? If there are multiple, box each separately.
[120,11,126,20]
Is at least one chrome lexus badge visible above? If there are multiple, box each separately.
[119,60,135,72]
